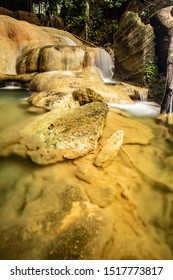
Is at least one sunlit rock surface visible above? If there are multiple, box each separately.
[0,15,81,74]
[28,90,79,110]
[16,46,87,74]
[28,88,104,110]
[29,69,134,104]
[0,102,108,164]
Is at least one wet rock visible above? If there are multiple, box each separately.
[28,91,79,110]
[0,175,113,260]
[0,102,109,165]
[47,209,112,260]
[0,15,82,74]
[94,130,124,167]
[29,70,133,104]
[17,46,86,74]
[0,73,37,85]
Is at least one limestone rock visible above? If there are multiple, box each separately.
[0,15,82,74]
[0,102,109,164]
[28,91,79,110]
[114,11,155,84]
[94,130,124,167]
[29,70,133,105]
[72,88,104,105]
[17,46,86,74]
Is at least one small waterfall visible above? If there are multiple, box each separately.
[139,92,148,101]
[94,48,115,83]
[5,56,17,74]
[55,35,77,46]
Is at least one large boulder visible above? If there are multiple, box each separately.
[0,102,109,165]
[114,11,155,85]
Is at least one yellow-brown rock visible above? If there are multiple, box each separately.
[0,15,82,74]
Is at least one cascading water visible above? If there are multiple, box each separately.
[55,35,77,46]
[108,101,160,118]
[94,48,115,83]
[139,91,148,101]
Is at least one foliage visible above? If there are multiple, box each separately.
[104,0,127,8]
[107,20,119,38]
[145,60,157,86]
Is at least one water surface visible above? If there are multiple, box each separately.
[0,88,173,259]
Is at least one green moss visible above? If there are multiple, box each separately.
[145,60,157,86]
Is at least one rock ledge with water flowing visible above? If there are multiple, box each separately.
[0,102,108,165]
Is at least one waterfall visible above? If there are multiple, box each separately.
[55,35,77,46]
[94,48,115,83]
[139,92,148,101]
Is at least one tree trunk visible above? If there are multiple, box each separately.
[85,0,90,41]
[154,6,173,114]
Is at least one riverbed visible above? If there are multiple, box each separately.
[0,87,173,260]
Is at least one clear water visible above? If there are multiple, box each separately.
[0,88,173,259]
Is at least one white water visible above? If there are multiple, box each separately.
[108,101,160,118]
[94,48,115,83]
[139,92,148,101]
[55,35,77,46]
[0,86,22,90]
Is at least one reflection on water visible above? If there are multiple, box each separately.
[0,89,173,259]
[0,88,32,131]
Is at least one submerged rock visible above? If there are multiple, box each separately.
[94,130,124,167]
[0,102,109,164]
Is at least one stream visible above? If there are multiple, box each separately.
[0,87,173,259]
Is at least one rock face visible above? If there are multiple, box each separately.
[114,11,155,85]
[16,45,87,74]
[0,102,108,165]
[0,15,81,74]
